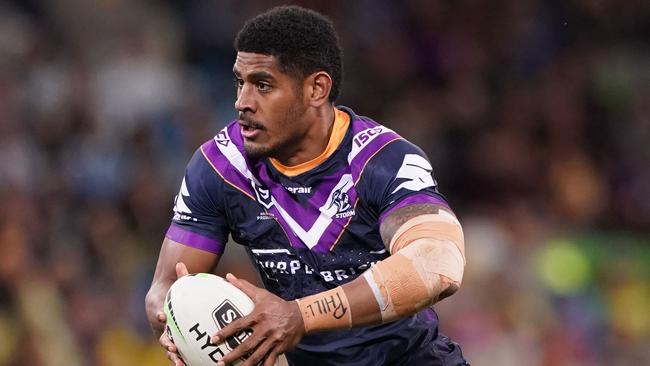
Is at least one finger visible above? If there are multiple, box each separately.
[263,349,282,366]
[211,315,254,344]
[176,262,189,278]
[167,351,186,366]
[174,356,186,366]
[240,337,276,366]
[217,334,265,366]
[225,273,260,300]
[160,333,177,352]
[166,343,178,353]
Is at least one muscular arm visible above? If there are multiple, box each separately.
[379,204,438,245]
[145,237,221,337]
[379,203,461,301]
[297,203,465,331]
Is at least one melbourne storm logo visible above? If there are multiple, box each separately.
[328,183,354,218]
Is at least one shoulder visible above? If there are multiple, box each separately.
[194,121,266,201]
[200,120,246,166]
[366,138,429,173]
[340,106,429,183]
[340,107,402,175]
[341,106,424,156]
[197,120,254,178]
[341,108,445,209]
[358,138,436,196]
[183,120,244,191]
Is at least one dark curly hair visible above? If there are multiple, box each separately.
[235,5,343,102]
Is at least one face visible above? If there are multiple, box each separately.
[233,52,309,160]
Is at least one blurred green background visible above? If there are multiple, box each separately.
[0,1,648,365]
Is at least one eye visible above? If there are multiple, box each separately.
[256,82,272,92]
[234,78,244,89]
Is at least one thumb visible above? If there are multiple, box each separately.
[226,273,259,300]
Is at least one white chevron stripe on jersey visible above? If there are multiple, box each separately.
[251,248,292,255]
[269,174,354,249]
[215,126,355,249]
[214,127,261,185]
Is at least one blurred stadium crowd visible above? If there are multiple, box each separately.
[0,0,648,365]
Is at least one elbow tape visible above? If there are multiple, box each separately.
[389,212,465,258]
[363,213,465,322]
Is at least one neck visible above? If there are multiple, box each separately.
[274,105,335,166]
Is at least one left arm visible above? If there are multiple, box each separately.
[212,202,465,366]
[297,202,464,329]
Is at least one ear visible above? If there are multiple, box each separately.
[304,71,333,107]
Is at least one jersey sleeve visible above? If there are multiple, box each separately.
[165,148,230,254]
[360,139,451,227]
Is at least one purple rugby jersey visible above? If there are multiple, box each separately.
[165,106,468,365]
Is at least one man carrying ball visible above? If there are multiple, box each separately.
[146,5,469,366]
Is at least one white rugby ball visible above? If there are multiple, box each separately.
[164,273,287,366]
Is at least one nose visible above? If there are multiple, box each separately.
[234,83,255,114]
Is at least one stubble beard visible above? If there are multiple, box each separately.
[243,100,307,161]
[243,140,271,160]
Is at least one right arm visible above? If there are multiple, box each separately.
[145,238,221,338]
[146,145,231,364]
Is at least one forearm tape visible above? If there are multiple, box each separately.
[296,287,352,333]
[364,213,465,323]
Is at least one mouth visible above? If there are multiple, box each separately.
[238,120,263,139]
